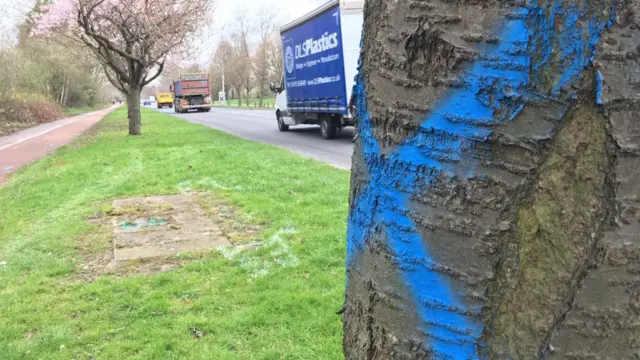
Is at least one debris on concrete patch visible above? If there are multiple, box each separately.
[190,327,203,339]
[111,195,231,261]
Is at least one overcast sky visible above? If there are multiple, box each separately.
[0,0,328,58]
[197,0,328,65]
[215,0,327,26]
[0,0,28,36]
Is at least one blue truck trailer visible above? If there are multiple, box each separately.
[270,0,364,140]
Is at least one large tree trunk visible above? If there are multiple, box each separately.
[344,0,640,359]
[127,87,141,136]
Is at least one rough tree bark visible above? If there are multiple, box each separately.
[103,62,158,136]
[127,87,141,135]
[344,0,640,359]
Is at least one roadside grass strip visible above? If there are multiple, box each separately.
[0,108,350,359]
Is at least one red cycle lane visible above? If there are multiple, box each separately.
[0,106,117,184]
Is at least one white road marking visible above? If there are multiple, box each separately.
[0,118,79,152]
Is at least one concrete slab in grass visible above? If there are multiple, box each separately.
[111,195,230,261]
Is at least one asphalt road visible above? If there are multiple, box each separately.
[156,107,354,170]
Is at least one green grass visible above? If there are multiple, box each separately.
[64,103,110,116]
[214,98,275,109]
[0,108,350,359]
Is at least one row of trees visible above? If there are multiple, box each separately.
[208,9,283,107]
[0,16,115,108]
[157,9,283,108]
[33,0,212,135]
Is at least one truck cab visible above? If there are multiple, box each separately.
[156,92,174,109]
[272,76,291,131]
[270,0,363,140]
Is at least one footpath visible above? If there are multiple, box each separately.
[0,105,117,183]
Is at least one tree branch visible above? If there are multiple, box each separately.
[79,34,131,84]
[76,7,143,64]
[142,60,165,86]
[103,64,128,94]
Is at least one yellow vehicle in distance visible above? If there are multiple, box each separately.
[156,92,174,109]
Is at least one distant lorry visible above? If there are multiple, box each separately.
[156,92,174,109]
[170,73,212,113]
[270,0,364,139]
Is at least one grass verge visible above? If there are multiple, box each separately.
[0,108,350,359]
[64,103,110,116]
[214,98,275,109]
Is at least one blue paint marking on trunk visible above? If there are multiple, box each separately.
[347,1,616,357]
[596,71,605,105]
[347,9,530,357]
[529,0,617,94]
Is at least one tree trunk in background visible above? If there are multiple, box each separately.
[62,77,70,107]
[344,0,639,359]
[127,87,141,136]
[59,73,66,106]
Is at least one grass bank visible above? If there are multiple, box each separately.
[0,108,350,359]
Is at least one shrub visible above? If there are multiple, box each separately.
[0,98,64,136]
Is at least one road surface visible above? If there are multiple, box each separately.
[156,107,354,170]
[0,106,116,183]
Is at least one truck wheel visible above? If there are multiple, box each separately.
[320,117,337,140]
[277,114,289,132]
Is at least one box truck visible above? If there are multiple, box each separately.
[170,73,212,113]
[270,0,364,139]
[156,92,174,109]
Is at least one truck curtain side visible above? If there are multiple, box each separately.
[272,0,364,140]
[170,74,212,113]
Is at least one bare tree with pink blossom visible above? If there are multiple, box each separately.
[34,0,213,135]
